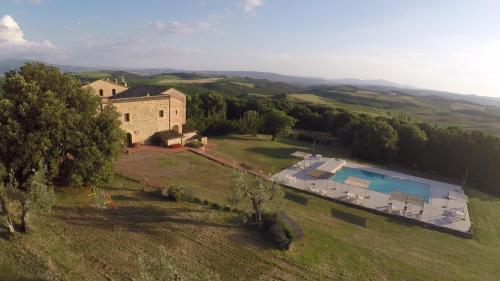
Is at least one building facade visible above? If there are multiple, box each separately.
[84,79,202,146]
[85,78,128,98]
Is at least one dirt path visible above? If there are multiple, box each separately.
[188,147,268,178]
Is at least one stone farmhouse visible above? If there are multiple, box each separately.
[84,78,205,147]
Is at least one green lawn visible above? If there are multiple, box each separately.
[115,136,500,280]
[207,134,351,172]
[2,135,499,280]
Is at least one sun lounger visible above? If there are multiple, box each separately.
[443,208,465,222]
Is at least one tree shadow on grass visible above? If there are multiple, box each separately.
[134,190,167,202]
[284,191,309,205]
[52,205,278,250]
[52,205,234,236]
[111,194,142,202]
[246,147,301,160]
[331,208,367,227]
[217,134,264,141]
[227,224,276,250]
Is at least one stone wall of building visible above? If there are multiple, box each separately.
[109,96,185,144]
[85,79,128,98]
[168,94,186,133]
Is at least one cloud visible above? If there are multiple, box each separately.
[62,36,201,68]
[0,14,27,45]
[242,0,263,13]
[14,0,42,4]
[150,19,219,35]
[0,15,60,59]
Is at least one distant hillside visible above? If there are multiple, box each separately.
[358,85,500,108]
[0,59,101,74]
[1,58,499,107]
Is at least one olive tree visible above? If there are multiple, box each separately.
[230,170,282,223]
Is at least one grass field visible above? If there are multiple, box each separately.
[288,93,392,117]
[112,136,500,280]
[2,135,498,280]
[76,71,111,79]
[230,81,255,88]
[158,77,223,84]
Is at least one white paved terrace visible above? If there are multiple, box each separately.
[271,156,471,234]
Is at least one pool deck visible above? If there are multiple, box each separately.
[271,156,472,236]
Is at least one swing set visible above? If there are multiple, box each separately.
[86,185,117,211]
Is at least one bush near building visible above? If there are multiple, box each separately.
[263,211,303,250]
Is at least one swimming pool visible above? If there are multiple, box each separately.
[331,167,430,203]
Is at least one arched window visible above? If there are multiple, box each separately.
[99,89,104,96]
[112,89,116,95]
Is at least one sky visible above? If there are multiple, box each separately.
[1,0,500,97]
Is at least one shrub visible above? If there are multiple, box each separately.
[211,202,223,210]
[167,184,185,202]
[186,140,203,148]
[150,132,169,147]
[263,211,303,250]
[296,132,315,143]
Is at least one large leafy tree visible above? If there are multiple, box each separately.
[0,63,124,235]
[263,109,296,141]
[237,110,263,136]
[391,120,428,167]
[352,119,399,163]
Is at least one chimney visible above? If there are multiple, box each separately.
[121,76,128,87]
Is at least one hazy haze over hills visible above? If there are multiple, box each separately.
[2,58,500,107]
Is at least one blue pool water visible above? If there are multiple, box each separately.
[331,167,430,203]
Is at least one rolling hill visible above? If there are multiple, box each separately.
[3,59,500,135]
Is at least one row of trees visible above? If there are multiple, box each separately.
[187,93,296,141]
[0,63,124,237]
[187,91,500,195]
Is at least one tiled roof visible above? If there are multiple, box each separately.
[109,85,168,99]
[186,134,203,142]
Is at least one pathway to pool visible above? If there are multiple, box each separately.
[271,155,472,236]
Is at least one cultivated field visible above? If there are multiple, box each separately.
[290,90,500,136]
[158,77,223,84]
